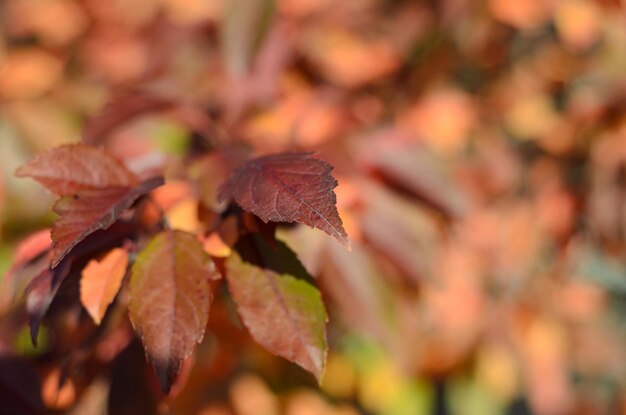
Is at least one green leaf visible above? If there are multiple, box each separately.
[225,253,328,380]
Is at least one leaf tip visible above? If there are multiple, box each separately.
[29,318,40,348]
[340,236,352,251]
[153,359,180,394]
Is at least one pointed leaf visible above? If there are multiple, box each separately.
[80,247,129,325]
[129,230,214,393]
[16,144,163,267]
[225,253,328,380]
[26,223,138,344]
[218,152,349,248]
[16,144,138,195]
[50,177,163,267]
[25,259,72,345]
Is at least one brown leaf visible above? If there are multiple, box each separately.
[25,259,72,345]
[129,230,214,393]
[225,253,328,380]
[218,153,349,248]
[80,247,129,325]
[16,144,163,267]
[50,177,162,267]
[16,144,138,195]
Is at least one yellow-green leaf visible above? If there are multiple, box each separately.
[225,253,328,380]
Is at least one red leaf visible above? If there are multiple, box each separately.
[129,230,215,393]
[25,259,73,345]
[50,177,163,267]
[16,143,163,267]
[225,253,328,380]
[16,144,138,195]
[218,153,349,248]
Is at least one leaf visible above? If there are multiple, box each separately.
[80,247,129,325]
[218,152,349,248]
[26,222,137,344]
[25,258,73,346]
[129,230,214,393]
[15,144,164,267]
[225,253,328,380]
[15,144,138,195]
[50,177,163,267]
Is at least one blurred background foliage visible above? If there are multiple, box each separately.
[1,0,626,414]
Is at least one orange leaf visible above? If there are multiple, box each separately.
[80,247,129,325]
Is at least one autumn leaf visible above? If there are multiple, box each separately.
[27,222,137,345]
[25,259,72,345]
[50,177,162,267]
[129,230,215,393]
[16,144,138,195]
[16,144,163,267]
[80,247,129,325]
[218,152,349,248]
[225,253,328,380]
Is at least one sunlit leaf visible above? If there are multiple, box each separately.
[218,152,349,248]
[225,253,328,380]
[80,247,129,325]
